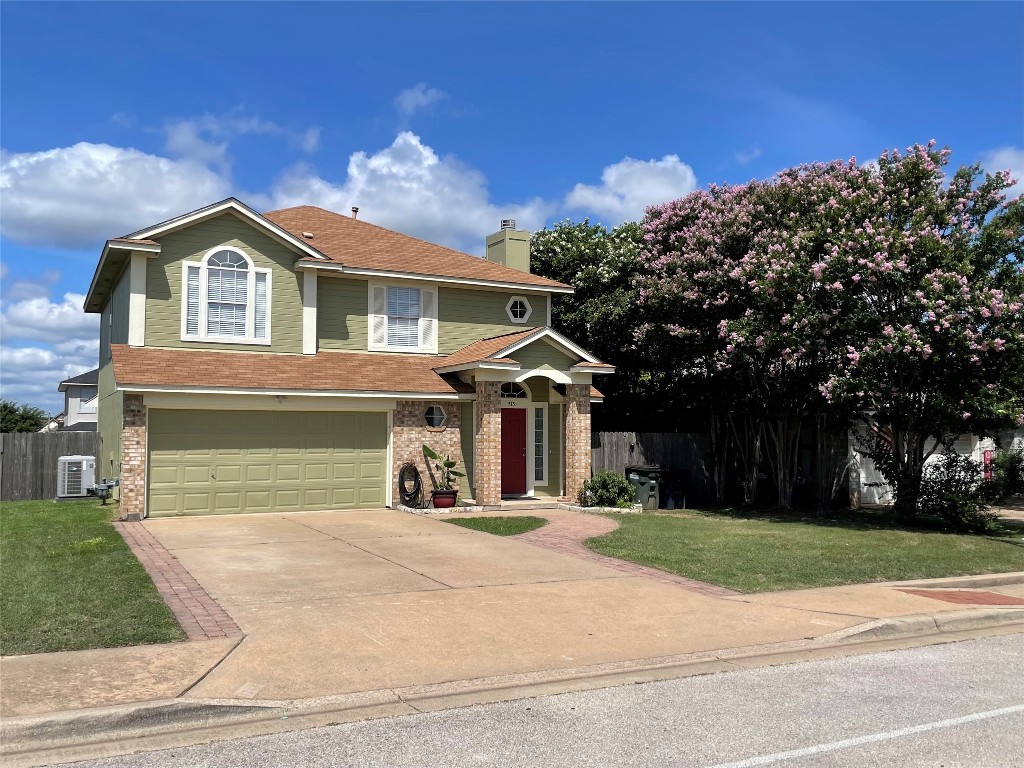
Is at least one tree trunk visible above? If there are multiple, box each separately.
[766,415,802,510]
[708,412,728,505]
[730,413,763,506]
[814,415,849,516]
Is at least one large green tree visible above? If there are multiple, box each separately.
[1,400,50,433]
[531,220,685,430]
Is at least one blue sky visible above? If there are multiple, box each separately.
[2,1,1022,413]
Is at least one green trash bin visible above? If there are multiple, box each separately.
[626,465,667,510]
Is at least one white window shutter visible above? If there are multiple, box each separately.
[184,264,200,336]
[369,283,388,350]
[419,286,438,353]
[254,272,268,339]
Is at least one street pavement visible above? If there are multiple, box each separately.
[57,634,1024,768]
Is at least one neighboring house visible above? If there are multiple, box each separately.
[848,430,998,506]
[38,413,65,433]
[57,369,99,431]
[85,198,612,520]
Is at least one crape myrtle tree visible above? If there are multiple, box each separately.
[530,220,684,430]
[639,168,858,509]
[819,143,1024,522]
[640,141,1024,519]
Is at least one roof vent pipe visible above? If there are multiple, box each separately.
[351,207,359,219]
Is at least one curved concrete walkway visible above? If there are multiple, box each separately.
[507,510,740,597]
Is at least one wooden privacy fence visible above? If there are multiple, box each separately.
[591,431,712,504]
[0,432,101,502]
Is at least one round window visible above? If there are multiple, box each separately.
[424,405,446,428]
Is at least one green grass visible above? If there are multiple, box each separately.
[586,509,1024,593]
[0,500,185,656]
[443,516,549,536]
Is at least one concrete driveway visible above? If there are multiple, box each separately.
[144,509,866,702]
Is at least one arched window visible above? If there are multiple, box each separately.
[182,247,272,344]
[500,382,528,398]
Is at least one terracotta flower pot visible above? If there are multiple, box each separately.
[432,490,458,508]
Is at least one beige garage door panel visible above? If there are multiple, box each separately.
[148,410,387,516]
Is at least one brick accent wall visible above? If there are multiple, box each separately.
[473,380,502,505]
[392,400,463,505]
[564,383,592,503]
[120,394,147,522]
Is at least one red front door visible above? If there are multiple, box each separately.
[501,408,528,496]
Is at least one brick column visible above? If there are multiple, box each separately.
[474,380,502,505]
[120,394,147,522]
[564,383,592,503]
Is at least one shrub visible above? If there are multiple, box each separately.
[918,449,997,533]
[983,449,1024,503]
[578,470,635,508]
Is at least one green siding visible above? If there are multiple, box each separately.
[318,276,368,351]
[438,288,548,354]
[147,409,388,516]
[110,263,130,346]
[460,402,475,498]
[524,376,550,403]
[145,213,304,353]
[97,265,130,483]
[509,340,577,371]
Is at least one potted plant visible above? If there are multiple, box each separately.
[422,445,464,508]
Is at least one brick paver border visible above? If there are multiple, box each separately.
[115,522,243,641]
[515,513,740,598]
[896,588,1024,606]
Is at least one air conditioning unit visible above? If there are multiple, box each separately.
[57,455,96,498]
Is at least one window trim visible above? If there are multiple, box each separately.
[367,281,438,354]
[506,295,533,324]
[180,246,273,346]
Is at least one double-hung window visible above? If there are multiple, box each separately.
[368,282,438,353]
[181,247,272,344]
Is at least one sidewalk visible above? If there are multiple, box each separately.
[2,507,1022,766]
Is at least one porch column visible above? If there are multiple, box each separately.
[474,380,502,505]
[120,394,147,522]
[564,383,592,503]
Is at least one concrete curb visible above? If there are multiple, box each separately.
[3,608,1021,767]
[880,571,1024,589]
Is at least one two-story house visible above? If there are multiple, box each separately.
[85,199,612,520]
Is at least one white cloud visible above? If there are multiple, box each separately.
[395,84,447,121]
[565,155,698,223]
[0,283,98,412]
[1,291,99,344]
[0,344,94,413]
[163,113,320,166]
[980,146,1024,200]
[268,131,550,253]
[735,146,762,165]
[0,142,232,250]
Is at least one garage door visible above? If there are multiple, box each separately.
[147,410,388,516]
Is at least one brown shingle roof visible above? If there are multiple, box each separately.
[111,345,473,395]
[437,328,542,368]
[262,206,571,291]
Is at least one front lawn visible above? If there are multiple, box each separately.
[0,500,185,655]
[586,510,1024,593]
[443,516,548,536]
